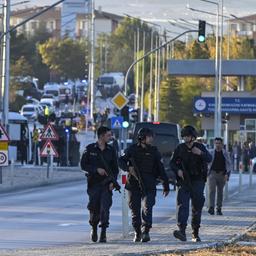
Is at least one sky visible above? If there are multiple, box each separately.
[11,0,256,33]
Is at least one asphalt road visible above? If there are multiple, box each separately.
[0,180,175,249]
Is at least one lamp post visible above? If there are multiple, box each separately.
[189,0,221,137]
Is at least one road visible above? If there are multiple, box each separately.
[0,172,254,250]
[0,180,175,249]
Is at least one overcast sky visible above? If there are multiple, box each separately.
[12,0,256,33]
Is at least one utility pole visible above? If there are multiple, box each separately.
[90,0,95,119]
[147,29,154,121]
[1,0,10,129]
[135,27,140,109]
[140,31,145,122]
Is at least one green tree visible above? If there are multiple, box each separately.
[38,38,86,80]
[11,56,34,77]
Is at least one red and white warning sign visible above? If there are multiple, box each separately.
[0,124,10,142]
[40,140,59,157]
[40,123,59,141]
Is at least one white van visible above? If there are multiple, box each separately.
[43,83,60,102]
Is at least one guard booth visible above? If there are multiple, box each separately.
[168,59,256,146]
[0,112,31,162]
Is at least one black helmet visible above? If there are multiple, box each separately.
[137,128,154,141]
[181,125,197,138]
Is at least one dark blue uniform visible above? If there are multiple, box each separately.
[81,142,119,229]
[170,142,212,232]
[119,143,170,233]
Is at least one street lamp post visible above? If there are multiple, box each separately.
[190,0,221,137]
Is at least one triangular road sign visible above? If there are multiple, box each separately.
[114,119,121,128]
[40,123,59,140]
[0,124,10,142]
[40,140,59,157]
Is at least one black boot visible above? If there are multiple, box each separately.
[208,207,214,215]
[99,228,107,243]
[173,226,187,242]
[90,225,98,242]
[192,228,201,242]
[133,228,142,242]
[216,208,223,215]
[141,227,150,242]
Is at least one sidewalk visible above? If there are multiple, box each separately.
[0,164,84,194]
[0,175,255,255]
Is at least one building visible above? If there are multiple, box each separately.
[229,14,256,43]
[76,8,123,39]
[10,6,61,38]
[9,4,124,40]
[61,0,90,39]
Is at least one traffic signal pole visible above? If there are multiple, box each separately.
[124,29,198,120]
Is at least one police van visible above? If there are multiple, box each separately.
[133,122,181,185]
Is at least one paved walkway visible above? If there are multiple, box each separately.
[0,169,255,255]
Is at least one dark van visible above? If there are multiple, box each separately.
[132,122,181,185]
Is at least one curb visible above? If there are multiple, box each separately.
[0,176,84,195]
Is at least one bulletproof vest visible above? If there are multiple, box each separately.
[179,143,203,176]
[133,145,155,174]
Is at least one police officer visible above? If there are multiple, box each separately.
[80,126,120,243]
[170,125,212,242]
[119,128,170,242]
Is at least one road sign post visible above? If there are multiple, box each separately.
[0,125,10,184]
[46,144,50,179]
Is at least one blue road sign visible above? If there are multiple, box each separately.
[111,116,124,129]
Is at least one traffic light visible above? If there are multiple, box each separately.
[121,106,129,122]
[198,20,206,43]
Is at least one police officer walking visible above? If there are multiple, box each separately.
[170,125,211,242]
[119,128,170,243]
[208,137,232,215]
[80,126,120,243]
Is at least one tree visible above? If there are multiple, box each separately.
[11,56,34,77]
[38,38,86,80]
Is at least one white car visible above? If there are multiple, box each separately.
[20,104,40,120]
[40,97,55,107]
[40,94,56,105]
[39,102,55,113]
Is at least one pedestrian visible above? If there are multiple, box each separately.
[80,126,120,243]
[242,141,250,172]
[119,128,170,243]
[207,137,232,216]
[170,125,212,242]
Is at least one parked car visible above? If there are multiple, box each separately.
[39,102,55,113]
[20,104,40,120]
[40,95,55,107]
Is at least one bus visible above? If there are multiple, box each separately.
[132,122,181,185]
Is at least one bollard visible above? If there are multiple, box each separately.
[239,161,243,192]
[37,147,41,166]
[224,181,229,200]
[10,159,14,186]
[234,154,238,172]
[205,181,209,208]
[50,154,53,179]
[121,172,129,238]
[249,159,253,188]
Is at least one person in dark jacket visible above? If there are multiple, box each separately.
[170,125,212,242]
[119,128,170,243]
[80,126,120,243]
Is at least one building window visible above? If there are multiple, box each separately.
[245,119,256,131]
[30,21,38,30]
[48,21,55,31]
